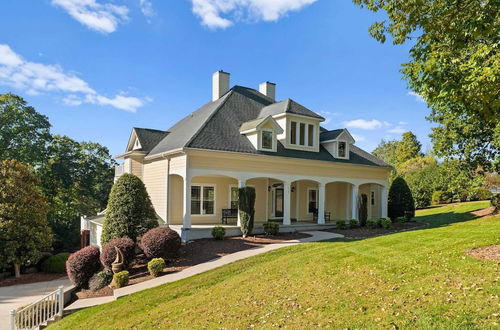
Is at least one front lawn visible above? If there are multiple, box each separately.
[52,201,499,329]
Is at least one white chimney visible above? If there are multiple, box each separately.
[212,70,230,101]
[259,81,276,101]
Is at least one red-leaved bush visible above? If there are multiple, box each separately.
[66,245,101,288]
[140,227,181,259]
[100,237,135,270]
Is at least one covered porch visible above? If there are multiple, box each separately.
[166,169,388,241]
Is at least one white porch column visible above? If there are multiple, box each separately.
[380,186,388,218]
[317,183,325,224]
[283,182,291,225]
[237,179,245,226]
[182,177,191,229]
[351,184,359,220]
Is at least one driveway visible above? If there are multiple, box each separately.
[0,277,71,329]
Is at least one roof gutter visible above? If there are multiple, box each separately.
[144,148,185,161]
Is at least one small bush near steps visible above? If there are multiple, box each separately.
[112,271,129,288]
[141,227,181,259]
[42,252,70,273]
[380,218,392,229]
[148,258,166,277]
[349,219,359,228]
[263,222,279,235]
[211,226,226,240]
[89,270,113,291]
[335,219,346,229]
[66,245,101,288]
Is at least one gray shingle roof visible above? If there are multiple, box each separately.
[145,85,389,167]
[133,128,169,152]
[259,99,325,120]
[320,129,343,141]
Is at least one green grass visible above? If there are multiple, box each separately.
[52,201,499,329]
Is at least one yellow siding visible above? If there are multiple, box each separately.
[142,158,168,222]
[169,174,184,225]
[130,157,143,179]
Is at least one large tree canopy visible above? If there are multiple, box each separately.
[354,0,499,171]
[0,93,52,166]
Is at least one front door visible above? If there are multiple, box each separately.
[274,188,284,217]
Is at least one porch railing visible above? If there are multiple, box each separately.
[9,286,64,330]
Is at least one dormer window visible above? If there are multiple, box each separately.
[261,130,274,150]
[290,120,316,148]
[338,141,346,158]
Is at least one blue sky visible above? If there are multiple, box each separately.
[0,0,433,157]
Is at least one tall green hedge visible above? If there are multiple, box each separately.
[388,176,415,221]
[238,186,256,238]
[101,173,158,245]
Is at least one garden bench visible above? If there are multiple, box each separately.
[313,209,331,222]
[221,208,238,224]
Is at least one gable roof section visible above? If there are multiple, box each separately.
[258,99,325,120]
[320,129,343,141]
[145,85,390,168]
[133,128,169,152]
[239,116,284,134]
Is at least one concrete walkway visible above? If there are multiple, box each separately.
[0,277,72,330]
[66,231,341,312]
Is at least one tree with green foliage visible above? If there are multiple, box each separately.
[372,139,399,167]
[38,135,115,250]
[238,186,256,238]
[353,0,499,171]
[395,132,422,165]
[388,176,415,221]
[398,156,440,208]
[101,173,158,245]
[0,93,52,166]
[0,160,53,277]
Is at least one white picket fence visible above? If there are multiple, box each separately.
[9,286,64,330]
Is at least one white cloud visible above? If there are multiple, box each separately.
[387,126,406,134]
[190,0,317,29]
[0,44,147,112]
[139,0,155,17]
[408,91,425,103]
[342,119,383,130]
[52,0,129,34]
[351,133,365,142]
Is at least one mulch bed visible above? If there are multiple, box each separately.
[0,273,67,288]
[323,221,428,239]
[75,232,311,299]
[467,245,500,262]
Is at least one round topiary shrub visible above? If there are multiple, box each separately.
[66,246,101,288]
[100,237,135,270]
[263,222,279,235]
[140,227,181,259]
[335,219,346,229]
[148,258,166,277]
[380,218,392,229]
[388,176,415,221]
[41,253,70,273]
[366,219,380,229]
[101,173,158,245]
[349,219,359,228]
[89,270,113,291]
[211,226,226,240]
[112,271,129,288]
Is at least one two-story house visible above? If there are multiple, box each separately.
[83,71,391,244]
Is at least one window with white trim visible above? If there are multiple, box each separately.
[261,130,273,150]
[290,120,316,148]
[338,141,347,158]
[191,185,215,215]
[308,189,318,213]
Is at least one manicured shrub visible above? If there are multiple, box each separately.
[211,226,226,240]
[491,194,500,213]
[112,271,129,288]
[263,222,280,235]
[66,246,101,288]
[102,173,158,245]
[349,219,359,228]
[88,270,113,291]
[100,237,135,270]
[380,218,392,229]
[148,258,166,277]
[366,219,380,229]
[388,177,415,221]
[141,227,181,259]
[335,219,346,229]
[432,190,452,205]
[239,187,256,238]
[41,253,70,273]
[358,194,368,226]
[469,187,493,201]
